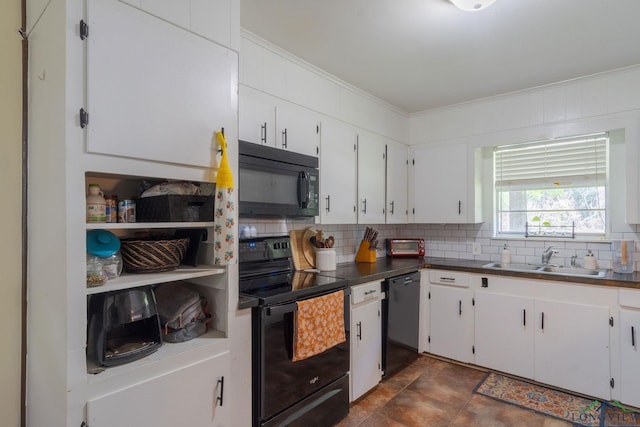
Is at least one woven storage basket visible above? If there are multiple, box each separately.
[120,237,190,273]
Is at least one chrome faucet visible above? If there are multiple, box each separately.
[541,245,559,265]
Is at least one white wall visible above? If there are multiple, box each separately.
[0,0,23,425]
[409,66,640,269]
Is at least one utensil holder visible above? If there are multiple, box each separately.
[355,240,377,263]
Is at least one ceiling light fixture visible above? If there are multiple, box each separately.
[448,0,496,11]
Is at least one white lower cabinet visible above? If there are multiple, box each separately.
[534,299,611,400]
[474,291,535,379]
[427,270,616,401]
[619,308,640,407]
[87,350,231,427]
[427,271,474,363]
[350,281,383,402]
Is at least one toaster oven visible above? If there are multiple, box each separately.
[386,238,425,257]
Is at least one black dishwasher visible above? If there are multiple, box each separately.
[382,271,420,377]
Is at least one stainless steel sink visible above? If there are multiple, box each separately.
[482,262,607,278]
[536,266,607,277]
[482,262,541,272]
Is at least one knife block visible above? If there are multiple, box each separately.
[355,240,377,263]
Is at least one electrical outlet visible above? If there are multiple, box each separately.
[472,242,482,255]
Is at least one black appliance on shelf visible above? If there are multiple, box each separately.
[382,272,420,377]
[239,235,350,427]
[87,287,163,367]
[238,140,319,218]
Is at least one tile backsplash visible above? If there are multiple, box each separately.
[239,219,640,271]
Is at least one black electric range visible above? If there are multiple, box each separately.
[239,235,351,427]
[238,235,347,306]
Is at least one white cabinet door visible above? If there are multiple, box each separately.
[386,140,408,224]
[276,104,320,157]
[619,309,640,408]
[86,0,238,168]
[534,300,611,400]
[87,350,231,427]
[239,87,276,147]
[357,132,387,224]
[320,120,357,224]
[429,284,474,363]
[474,292,535,378]
[350,283,382,401]
[127,0,234,47]
[411,143,480,223]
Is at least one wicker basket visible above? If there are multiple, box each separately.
[120,237,190,273]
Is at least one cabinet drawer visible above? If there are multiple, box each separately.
[351,282,381,305]
[428,270,470,288]
[619,288,640,309]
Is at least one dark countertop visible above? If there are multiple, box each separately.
[422,256,640,290]
[316,257,426,286]
[239,256,640,309]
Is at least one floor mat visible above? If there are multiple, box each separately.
[474,372,640,427]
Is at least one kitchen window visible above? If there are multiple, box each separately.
[494,133,608,239]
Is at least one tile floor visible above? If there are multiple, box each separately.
[337,355,572,427]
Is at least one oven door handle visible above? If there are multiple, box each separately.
[267,303,298,316]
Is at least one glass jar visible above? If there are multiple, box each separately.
[100,251,123,279]
[86,255,108,287]
[86,229,123,280]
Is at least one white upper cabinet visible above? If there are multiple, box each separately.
[410,142,482,224]
[320,119,357,224]
[238,86,320,157]
[357,131,387,224]
[239,86,277,147]
[385,140,409,224]
[275,104,320,157]
[118,0,236,48]
[86,0,238,168]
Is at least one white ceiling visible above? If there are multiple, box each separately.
[240,0,640,113]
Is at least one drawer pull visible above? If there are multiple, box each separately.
[440,277,456,282]
[364,289,377,296]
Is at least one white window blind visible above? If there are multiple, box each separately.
[494,133,608,191]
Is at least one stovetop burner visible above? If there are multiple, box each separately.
[239,235,346,305]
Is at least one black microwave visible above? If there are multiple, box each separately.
[238,140,319,218]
